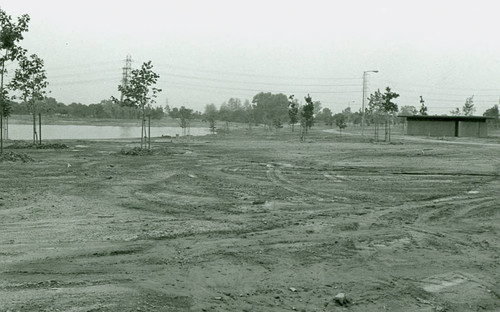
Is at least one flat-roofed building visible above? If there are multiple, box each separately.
[401,116,490,137]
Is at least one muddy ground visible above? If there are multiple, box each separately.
[0,128,499,311]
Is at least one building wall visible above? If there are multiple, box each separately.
[458,120,488,137]
[407,120,456,136]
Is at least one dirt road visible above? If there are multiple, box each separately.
[0,130,499,311]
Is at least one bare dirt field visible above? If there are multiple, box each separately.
[0,128,499,311]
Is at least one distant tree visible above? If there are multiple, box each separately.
[40,97,68,116]
[367,89,385,140]
[218,101,231,130]
[167,106,180,119]
[117,61,161,148]
[178,106,193,136]
[368,87,399,141]
[313,100,322,116]
[400,105,417,116]
[218,98,245,130]
[0,8,30,153]
[251,92,288,129]
[146,105,164,120]
[203,103,218,134]
[419,96,428,115]
[399,105,417,130]
[342,106,353,124]
[316,107,333,126]
[333,113,347,135]
[287,95,299,132]
[462,95,475,116]
[450,107,461,116]
[381,87,399,141]
[351,110,362,126]
[226,97,245,122]
[300,94,315,140]
[8,53,48,144]
[483,104,499,128]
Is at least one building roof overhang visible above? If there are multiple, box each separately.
[398,115,494,122]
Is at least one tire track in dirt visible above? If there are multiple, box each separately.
[265,164,350,203]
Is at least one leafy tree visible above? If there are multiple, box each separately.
[203,103,218,134]
[251,92,288,129]
[216,98,245,131]
[8,54,48,144]
[313,100,322,116]
[166,105,180,119]
[178,106,193,136]
[117,61,161,148]
[400,105,417,116]
[368,87,399,141]
[381,87,399,141]
[0,9,30,153]
[367,89,384,140]
[316,107,333,126]
[333,113,347,135]
[287,95,299,132]
[419,96,428,115]
[450,107,461,116]
[218,101,232,131]
[300,94,315,140]
[462,95,475,116]
[342,106,353,124]
[399,105,417,130]
[351,110,362,126]
[147,106,164,120]
[242,99,254,130]
[39,97,68,116]
[226,97,245,122]
[483,104,499,128]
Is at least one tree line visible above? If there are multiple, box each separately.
[7,97,165,119]
[2,7,499,151]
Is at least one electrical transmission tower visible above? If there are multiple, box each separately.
[120,54,132,102]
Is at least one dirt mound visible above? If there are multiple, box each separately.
[0,151,35,162]
[7,142,69,149]
[119,147,187,156]
[36,143,69,149]
[119,147,154,156]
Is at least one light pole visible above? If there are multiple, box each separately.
[361,70,378,136]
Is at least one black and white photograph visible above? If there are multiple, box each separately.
[0,1,499,311]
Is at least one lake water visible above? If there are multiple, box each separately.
[4,124,211,140]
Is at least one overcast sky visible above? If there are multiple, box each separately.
[1,0,499,114]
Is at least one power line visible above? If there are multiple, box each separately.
[46,60,122,71]
[163,81,362,94]
[47,68,121,79]
[382,79,500,92]
[157,63,362,81]
[160,72,361,88]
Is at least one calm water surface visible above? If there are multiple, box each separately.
[6,124,210,140]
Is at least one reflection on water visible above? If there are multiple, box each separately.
[6,124,210,140]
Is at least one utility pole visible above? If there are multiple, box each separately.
[120,54,132,103]
[361,70,378,136]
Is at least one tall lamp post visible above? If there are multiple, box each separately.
[361,70,378,136]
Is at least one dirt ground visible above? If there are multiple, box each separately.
[0,128,499,311]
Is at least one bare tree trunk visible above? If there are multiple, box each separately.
[33,109,37,145]
[141,106,145,149]
[0,53,6,154]
[0,106,3,154]
[388,122,391,142]
[384,121,388,142]
[39,113,42,144]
